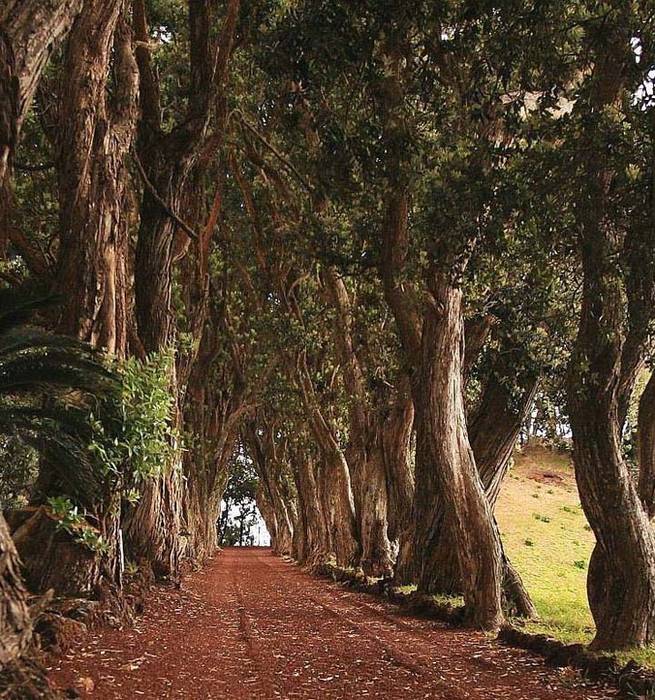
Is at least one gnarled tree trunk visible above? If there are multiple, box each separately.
[567,12,655,651]
[290,448,330,566]
[0,514,32,665]
[412,271,504,630]
[0,0,83,183]
[421,364,538,618]
[56,0,138,356]
[382,387,415,583]
[323,267,394,577]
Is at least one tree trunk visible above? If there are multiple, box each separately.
[471,374,539,507]
[246,422,295,556]
[20,0,140,598]
[123,470,183,579]
[0,513,32,665]
[566,11,655,651]
[0,0,83,183]
[350,439,394,577]
[292,353,361,568]
[568,227,655,650]
[183,467,226,565]
[255,485,278,550]
[322,267,393,577]
[421,368,539,618]
[291,450,330,566]
[128,0,239,578]
[315,448,361,569]
[412,271,504,630]
[382,387,415,583]
[55,0,138,356]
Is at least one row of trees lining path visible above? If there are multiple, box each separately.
[0,0,653,695]
[48,548,610,699]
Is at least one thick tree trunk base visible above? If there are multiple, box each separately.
[124,472,183,581]
[0,657,62,700]
[587,544,655,651]
[7,508,102,597]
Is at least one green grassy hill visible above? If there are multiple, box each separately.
[498,443,655,667]
[497,444,594,643]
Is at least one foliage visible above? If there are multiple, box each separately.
[0,436,38,509]
[46,496,110,555]
[89,349,179,497]
[219,452,262,546]
[0,287,116,511]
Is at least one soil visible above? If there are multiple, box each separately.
[47,548,615,699]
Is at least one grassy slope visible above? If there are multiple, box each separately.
[497,444,655,667]
[496,445,594,643]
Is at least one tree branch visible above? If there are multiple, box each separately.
[131,149,198,240]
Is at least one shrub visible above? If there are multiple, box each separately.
[89,349,180,497]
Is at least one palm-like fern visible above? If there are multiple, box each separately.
[0,288,118,511]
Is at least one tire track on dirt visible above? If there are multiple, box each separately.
[47,550,615,700]
[252,552,466,696]
[256,553,614,700]
[231,569,281,698]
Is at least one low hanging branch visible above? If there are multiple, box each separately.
[131,149,199,240]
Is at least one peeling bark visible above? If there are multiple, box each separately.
[323,267,394,577]
[56,0,138,356]
[567,11,655,651]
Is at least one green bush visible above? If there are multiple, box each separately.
[89,349,180,497]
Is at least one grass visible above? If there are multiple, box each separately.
[496,444,596,646]
[498,444,655,669]
[391,444,655,669]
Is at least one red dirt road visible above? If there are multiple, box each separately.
[48,548,614,699]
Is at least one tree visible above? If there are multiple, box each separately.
[564,4,655,650]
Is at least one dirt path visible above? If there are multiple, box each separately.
[48,548,614,699]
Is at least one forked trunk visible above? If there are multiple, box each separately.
[0,0,83,183]
[420,371,538,618]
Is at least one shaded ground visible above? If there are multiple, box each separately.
[48,548,614,699]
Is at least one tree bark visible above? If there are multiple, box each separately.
[569,226,655,649]
[127,0,240,577]
[246,421,295,556]
[323,267,394,577]
[412,271,504,630]
[567,8,655,651]
[55,0,138,356]
[290,447,330,566]
[382,387,415,583]
[0,513,32,665]
[18,0,139,597]
[418,361,538,618]
[0,0,83,183]
[293,354,361,568]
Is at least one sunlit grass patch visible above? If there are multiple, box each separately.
[497,445,595,645]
